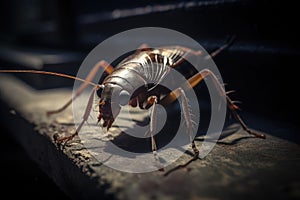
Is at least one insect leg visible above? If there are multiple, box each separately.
[148,96,164,170]
[160,86,200,155]
[47,60,114,115]
[163,88,199,176]
[160,69,266,139]
[178,88,199,156]
[56,86,99,144]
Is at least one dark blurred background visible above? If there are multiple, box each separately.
[0,0,298,123]
[0,0,298,198]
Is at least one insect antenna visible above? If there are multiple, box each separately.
[0,69,105,116]
[0,69,99,87]
[206,35,236,59]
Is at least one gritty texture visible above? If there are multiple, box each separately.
[0,75,299,200]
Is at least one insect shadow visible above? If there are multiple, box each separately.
[195,123,256,146]
[90,103,182,157]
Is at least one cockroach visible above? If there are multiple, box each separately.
[0,41,266,171]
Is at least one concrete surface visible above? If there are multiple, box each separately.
[0,74,299,200]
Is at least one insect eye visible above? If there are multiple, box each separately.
[119,90,130,106]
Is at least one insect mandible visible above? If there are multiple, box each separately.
[0,41,266,166]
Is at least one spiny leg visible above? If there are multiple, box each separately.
[47,60,114,116]
[163,88,199,176]
[189,69,265,138]
[161,88,200,157]
[177,88,200,157]
[147,96,164,171]
[56,86,99,144]
[161,69,265,139]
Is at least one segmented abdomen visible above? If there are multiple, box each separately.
[116,47,190,86]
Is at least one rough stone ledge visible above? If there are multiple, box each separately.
[0,75,299,200]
